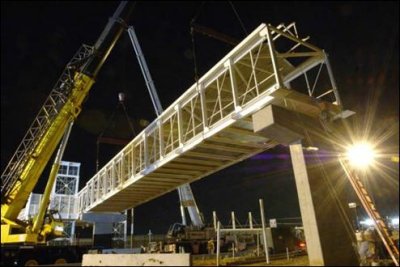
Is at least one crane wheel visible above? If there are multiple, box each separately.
[54,258,68,264]
[24,259,39,266]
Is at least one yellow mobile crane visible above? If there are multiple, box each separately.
[1,2,134,265]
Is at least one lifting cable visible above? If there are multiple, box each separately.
[228,1,248,36]
[96,93,136,172]
[190,1,205,83]
[189,1,248,83]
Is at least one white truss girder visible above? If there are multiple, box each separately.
[77,23,343,213]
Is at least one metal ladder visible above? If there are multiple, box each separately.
[339,158,399,266]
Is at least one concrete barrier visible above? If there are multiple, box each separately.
[82,253,191,266]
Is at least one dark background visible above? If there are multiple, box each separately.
[1,1,398,234]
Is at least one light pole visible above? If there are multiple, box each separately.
[148,229,152,244]
[348,202,360,230]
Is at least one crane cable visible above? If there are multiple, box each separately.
[228,1,248,36]
[190,2,205,83]
[189,1,248,83]
[96,96,136,172]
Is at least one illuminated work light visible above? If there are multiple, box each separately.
[346,143,376,168]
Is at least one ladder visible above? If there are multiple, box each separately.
[339,157,399,266]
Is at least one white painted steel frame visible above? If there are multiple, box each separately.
[78,23,341,213]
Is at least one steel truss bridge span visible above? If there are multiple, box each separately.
[77,23,342,213]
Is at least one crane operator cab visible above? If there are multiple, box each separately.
[34,210,64,243]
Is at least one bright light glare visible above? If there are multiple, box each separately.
[392,218,399,226]
[360,219,375,226]
[346,143,376,168]
[54,226,64,232]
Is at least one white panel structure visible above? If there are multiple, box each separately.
[18,193,43,221]
[77,23,345,213]
[19,161,81,238]
[50,161,80,221]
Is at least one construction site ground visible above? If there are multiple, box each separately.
[245,255,309,266]
[37,254,309,266]
[192,254,308,266]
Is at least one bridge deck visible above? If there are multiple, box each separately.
[77,23,342,213]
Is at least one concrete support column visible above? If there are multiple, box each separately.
[253,104,358,266]
[289,141,358,265]
[289,142,324,265]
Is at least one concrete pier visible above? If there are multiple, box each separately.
[253,104,358,265]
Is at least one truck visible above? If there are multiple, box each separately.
[163,222,307,256]
[163,223,216,254]
[1,2,134,265]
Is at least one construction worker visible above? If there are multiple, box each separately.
[207,239,215,255]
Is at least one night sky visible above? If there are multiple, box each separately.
[1,1,398,234]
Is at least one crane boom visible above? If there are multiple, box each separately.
[31,121,73,236]
[127,26,163,117]
[1,1,134,244]
[191,23,240,46]
[127,26,204,227]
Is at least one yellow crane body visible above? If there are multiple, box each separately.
[1,73,94,244]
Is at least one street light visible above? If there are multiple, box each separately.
[345,142,376,169]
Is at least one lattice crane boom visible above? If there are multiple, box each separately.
[1,1,134,244]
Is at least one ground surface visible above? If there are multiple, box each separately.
[192,254,309,266]
[246,255,309,266]
[38,254,309,266]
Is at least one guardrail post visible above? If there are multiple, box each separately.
[225,59,240,111]
[264,24,283,89]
